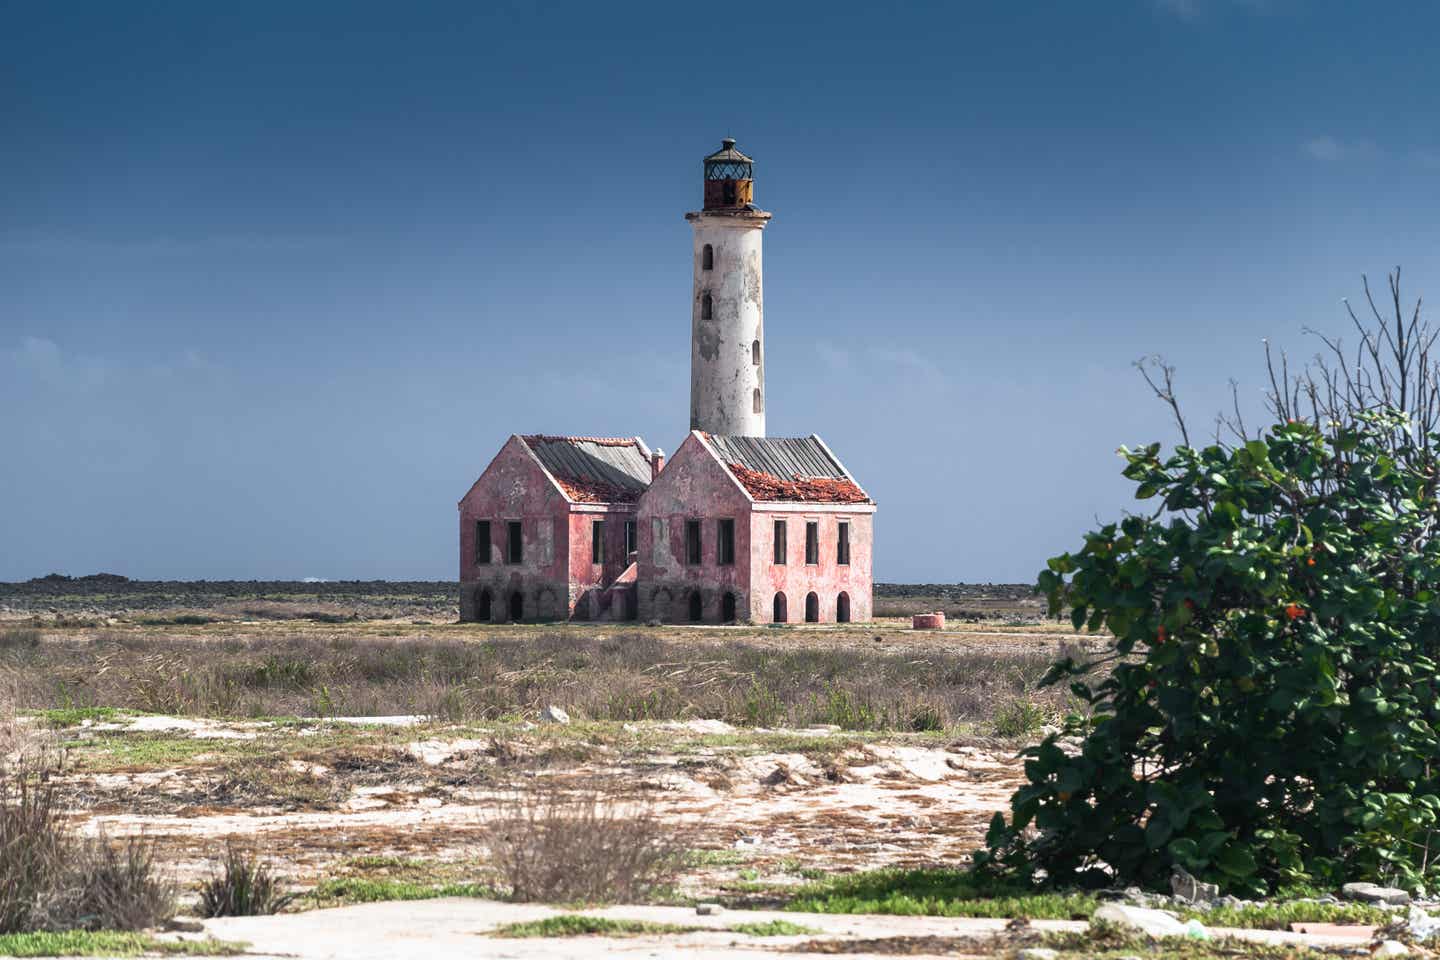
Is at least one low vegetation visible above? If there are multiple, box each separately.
[0,631,1073,732]
[196,844,296,918]
[483,777,684,903]
[490,915,698,938]
[0,931,244,957]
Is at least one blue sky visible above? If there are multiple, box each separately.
[4,0,1440,583]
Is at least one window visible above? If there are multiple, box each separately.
[717,518,735,565]
[702,244,713,270]
[508,591,523,621]
[837,521,851,566]
[773,592,788,623]
[507,521,523,564]
[773,520,786,564]
[688,590,703,621]
[625,519,637,556]
[753,388,763,414]
[685,519,702,565]
[752,340,761,365]
[805,521,819,565]
[474,520,491,565]
[701,293,712,320]
[805,592,819,623]
[477,588,492,621]
[591,520,605,564]
[836,592,851,623]
[722,592,737,622]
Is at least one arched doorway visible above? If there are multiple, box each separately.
[805,592,819,623]
[688,590,703,622]
[508,591,523,622]
[773,592,787,623]
[477,588,492,622]
[721,592,737,622]
[836,592,851,623]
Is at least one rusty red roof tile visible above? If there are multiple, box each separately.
[727,463,871,504]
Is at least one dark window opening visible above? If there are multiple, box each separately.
[753,388,763,414]
[625,519,637,556]
[624,588,638,620]
[685,520,702,565]
[507,521,523,564]
[837,592,851,623]
[474,520,491,565]
[837,521,851,566]
[591,520,605,564]
[805,592,819,623]
[805,522,819,565]
[688,590,703,622]
[702,244,714,270]
[773,592,788,623]
[701,293,712,320]
[722,592,737,622]
[717,518,735,565]
[477,588,492,621]
[752,340,761,365]
[508,591,523,621]
[773,520,786,564]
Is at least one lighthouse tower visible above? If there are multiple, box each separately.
[687,138,770,436]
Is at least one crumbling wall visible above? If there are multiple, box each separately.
[748,508,874,624]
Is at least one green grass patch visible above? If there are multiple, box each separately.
[490,915,698,938]
[1180,899,1391,930]
[780,868,1097,920]
[307,877,499,906]
[31,707,126,727]
[727,920,820,936]
[0,931,244,957]
[682,848,749,868]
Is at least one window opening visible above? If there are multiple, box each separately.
[722,592,737,622]
[592,520,605,564]
[752,340,761,365]
[688,591,703,622]
[477,588,491,621]
[507,521,523,564]
[508,591,523,621]
[474,520,491,564]
[701,293,712,320]
[685,519,702,565]
[773,592,788,623]
[702,244,714,270]
[805,592,819,623]
[805,521,819,565]
[837,592,851,623]
[717,518,735,565]
[625,519,637,556]
[773,520,786,564]
[837,521,851,566]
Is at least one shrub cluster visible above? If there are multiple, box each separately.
[980,414,1440,895]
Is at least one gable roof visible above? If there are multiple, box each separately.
[702,434,871,504]
[520,435,653,504]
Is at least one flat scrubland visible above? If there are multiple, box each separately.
[0,584,1379,958]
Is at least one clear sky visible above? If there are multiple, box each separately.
[3,0,1439,584]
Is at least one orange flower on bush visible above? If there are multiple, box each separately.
[1285,603,1306,621]
[1156,625,1167,644]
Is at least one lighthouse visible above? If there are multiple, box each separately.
[686,138,770,437]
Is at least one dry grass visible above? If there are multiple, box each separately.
[197,843,297,917]
[0,631,1078,731]
[482,776,684,903]
[0,712,173,933]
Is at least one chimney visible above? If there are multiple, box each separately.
[651,448,666,481]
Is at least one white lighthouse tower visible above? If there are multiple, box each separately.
[687,138,769,437]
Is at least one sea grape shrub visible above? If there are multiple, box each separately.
[977,414,1440,896]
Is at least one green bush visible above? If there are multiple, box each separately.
[197,844,296,917]
[980,409,1440,896]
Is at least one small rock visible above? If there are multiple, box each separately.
[1092,903,1189,938]
[1343,882,1411,906]
[1184,918,1209,940]
[539,705,570,724]
[1171,865,1220,905]
[695,903,722,916]
[734,835,761,849]
[1374,940,1410,958]
[163,919,205,933]
[1015,949,1058,960]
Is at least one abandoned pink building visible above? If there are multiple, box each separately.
[458,139,875,623]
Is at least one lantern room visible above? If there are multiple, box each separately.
[702,138,754,210]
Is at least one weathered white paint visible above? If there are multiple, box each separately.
[688,210,769,436]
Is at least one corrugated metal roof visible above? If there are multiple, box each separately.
[703,434,871,503]
[520,436,652,503]
[705,435,846,479]
[704,138,753,164]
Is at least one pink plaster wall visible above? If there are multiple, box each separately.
[566,508,639,620]
[457,436,572,622]
[747,510,873,623]
[634,432,752,622]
